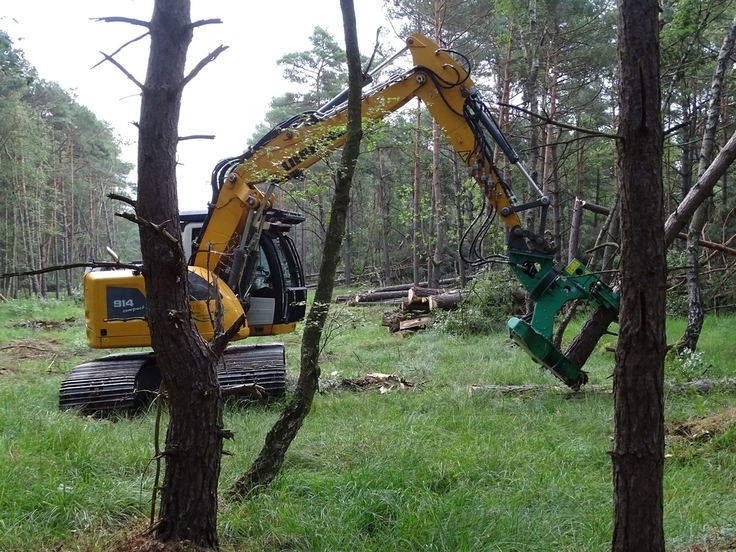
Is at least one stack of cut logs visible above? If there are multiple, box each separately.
[334,280,467,333]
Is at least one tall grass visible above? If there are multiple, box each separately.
[1,298,736,550]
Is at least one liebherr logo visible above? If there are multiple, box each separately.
[281,128,346,172]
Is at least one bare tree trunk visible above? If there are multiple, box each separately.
[130,2,226,547]
[429,0,446,289]
[63,140,75,296]
[612,1,666,549]
[543,51,561,263]
[679,14,736,352]
[598,195,620,282]
[344,202,353,287]
[429,119,444,288]
[231,0,363,498]
[378,148,392,287]
[451,152,467,285]
[16,151,40,296]
[524,0,541,232]
[412,101,422,286]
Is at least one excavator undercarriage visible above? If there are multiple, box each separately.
[59,343,287,413]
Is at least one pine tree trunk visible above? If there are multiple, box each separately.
[451,152,467,285]
[344,203,353,287]
[611,2,666,549]
[134,1,224,547]
[378,148,392,287]
[412,101,422,286]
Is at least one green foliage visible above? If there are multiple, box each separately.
[0,31,136,298]
[434,268,522,336]
[3,300,736,550]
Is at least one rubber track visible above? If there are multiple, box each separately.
[59,343,286,414]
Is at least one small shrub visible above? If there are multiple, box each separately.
[665,347,710,383]
[434,269,522,336]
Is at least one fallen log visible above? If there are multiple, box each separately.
[428,290,466,311]
[404,287,466,313]
[469,377,736,395]
[581,201,736,256]
[570,145,736,370]
[354,289,409,303]
[407,286,443,299]
[402,287,440,313]
[349,298,405,307]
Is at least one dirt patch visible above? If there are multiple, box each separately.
[666,406,736,441]
[0,338,68,361]
[10,317,77,330]
[102,521,213,552]
[109,535,210,552]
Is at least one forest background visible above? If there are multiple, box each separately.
[2,0,736,318]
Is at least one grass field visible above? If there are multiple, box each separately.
[1,298,736,550]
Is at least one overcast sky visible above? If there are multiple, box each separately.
[2,0,401,210]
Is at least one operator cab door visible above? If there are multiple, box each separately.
[246,228,306,332]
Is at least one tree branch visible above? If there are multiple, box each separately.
[499,102,620,140]
[116,212,181,252]
[91,31,150,69]
[664,130,736,246]
[108,192,138,209]
[98,52,145,90]
[179,45,229,90]
[178,134,215,142]
[189,18,223,29]
[1,261,141,280]
[91,16,151,28]
[209,313,246,357]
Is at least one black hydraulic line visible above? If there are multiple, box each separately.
[464,95,520,164]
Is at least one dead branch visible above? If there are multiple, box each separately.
[92,16,151,28]
[108,192,137,209]
[99,52,145,90]
[209,313,246,357]
[580,200,736,256]
[179,45,229,90]
[1,261,141,280]
[178,134,215,142]
[189,18,223,29]
[116,212,180,252]
[499,102,620,140]
[221,383,267,401]
[91,31,150,69]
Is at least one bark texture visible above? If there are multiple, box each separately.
[611,1,666,550]
[137,1,224,547]
[231,0,362,497]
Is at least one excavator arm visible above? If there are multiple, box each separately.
[195,33,619,388]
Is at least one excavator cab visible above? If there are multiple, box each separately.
[181,208,307,336]
[60,208,307,413]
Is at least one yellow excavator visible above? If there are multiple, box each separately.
[59,34,619,413]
